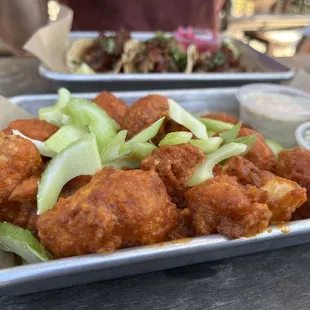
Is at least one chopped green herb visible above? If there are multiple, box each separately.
[99,38,115,54]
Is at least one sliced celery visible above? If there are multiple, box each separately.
[101,130,129,163]
[187,143,247,186]
[159,132,192,147]
[0,222,51,263]
[39,88,71,127]
[229,134,257,153]
[219,122,242,141]
[168,99,208,140]
[12,130,56,158]
[266,139,283,158]
[103,156,141,169]
[67,98,117,151]
[199,118,234,132]
[190,137,223,154]
[75,63,96,74]
[130,142,157,160]
[37,134,102,215]
[127,117,165,144]
[45,125,89,153]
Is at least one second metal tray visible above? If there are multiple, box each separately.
[38,32,295,92]
[1,87,309,296]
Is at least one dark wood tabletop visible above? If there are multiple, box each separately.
[2,243,310,310]
[1,57,310,310]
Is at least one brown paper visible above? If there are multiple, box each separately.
[23,5,73,73]
[0,95,34,128]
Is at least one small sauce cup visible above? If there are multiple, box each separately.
[237,84,310,148]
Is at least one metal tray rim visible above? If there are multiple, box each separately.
[8,87,239,104]
[1,219,310,291]
[38,65,296,82]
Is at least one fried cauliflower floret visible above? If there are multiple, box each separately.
[122,94,169,139]
[277,148,310,219]
[223,156,274,188]
[92,91,128,125]
[261,177,306,222]
[185,175,272,239]
[0,201,38,235]
[238,128,275,172]
[3,119,58,141]
[0,133,43,204]
[60,175,92,198]
[9,176,39,203]
[223,156,306,222]
[165,208,194,241]
[37,168,178,258]
[0,133,42,234]
[141,144,205,208]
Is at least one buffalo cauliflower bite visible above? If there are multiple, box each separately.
[92,91,128,125]
[3,119,58,141]
[238,128,275,172]
[185,175,272,239]
[37,167,178,258]
[9,176,40,203]
[223,156,306,222]
[165,208,194,241]
[121,94,169,139]
[0,201,38,235]
[222,156,274,188]
[141,144,205,208]
[0,133,42,233]
[276,149,310,219]
[0,133,43,204]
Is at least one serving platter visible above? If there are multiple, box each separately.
[38,32,295,92]
[1,87,310,296]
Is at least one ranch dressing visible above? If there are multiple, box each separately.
[237,85,310,148]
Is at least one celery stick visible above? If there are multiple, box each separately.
[187,143,247,186]
[159,132,192,147]
[67,98,117,151]
[199,118,234,132]
[37,134,101,215]
[45,125,89,153]
[229,134,257,153]
[39,88,71,127]
[168,99,208,140]
[130,142,157,160]
[190,137,223,154]
[266,139,283,158]
[101,130,129,163]
[127,117,165,144]
[219,122,242,141]
[0,222,51,263]
[12,130,56,158]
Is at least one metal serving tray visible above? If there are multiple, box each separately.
[38,31,295,92]
[2,88,310,296]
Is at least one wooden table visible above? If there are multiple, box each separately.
[1,56,310,310]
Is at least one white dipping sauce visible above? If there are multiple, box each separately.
[239,89,310,148]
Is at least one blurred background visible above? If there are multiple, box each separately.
[1,0,310,58]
